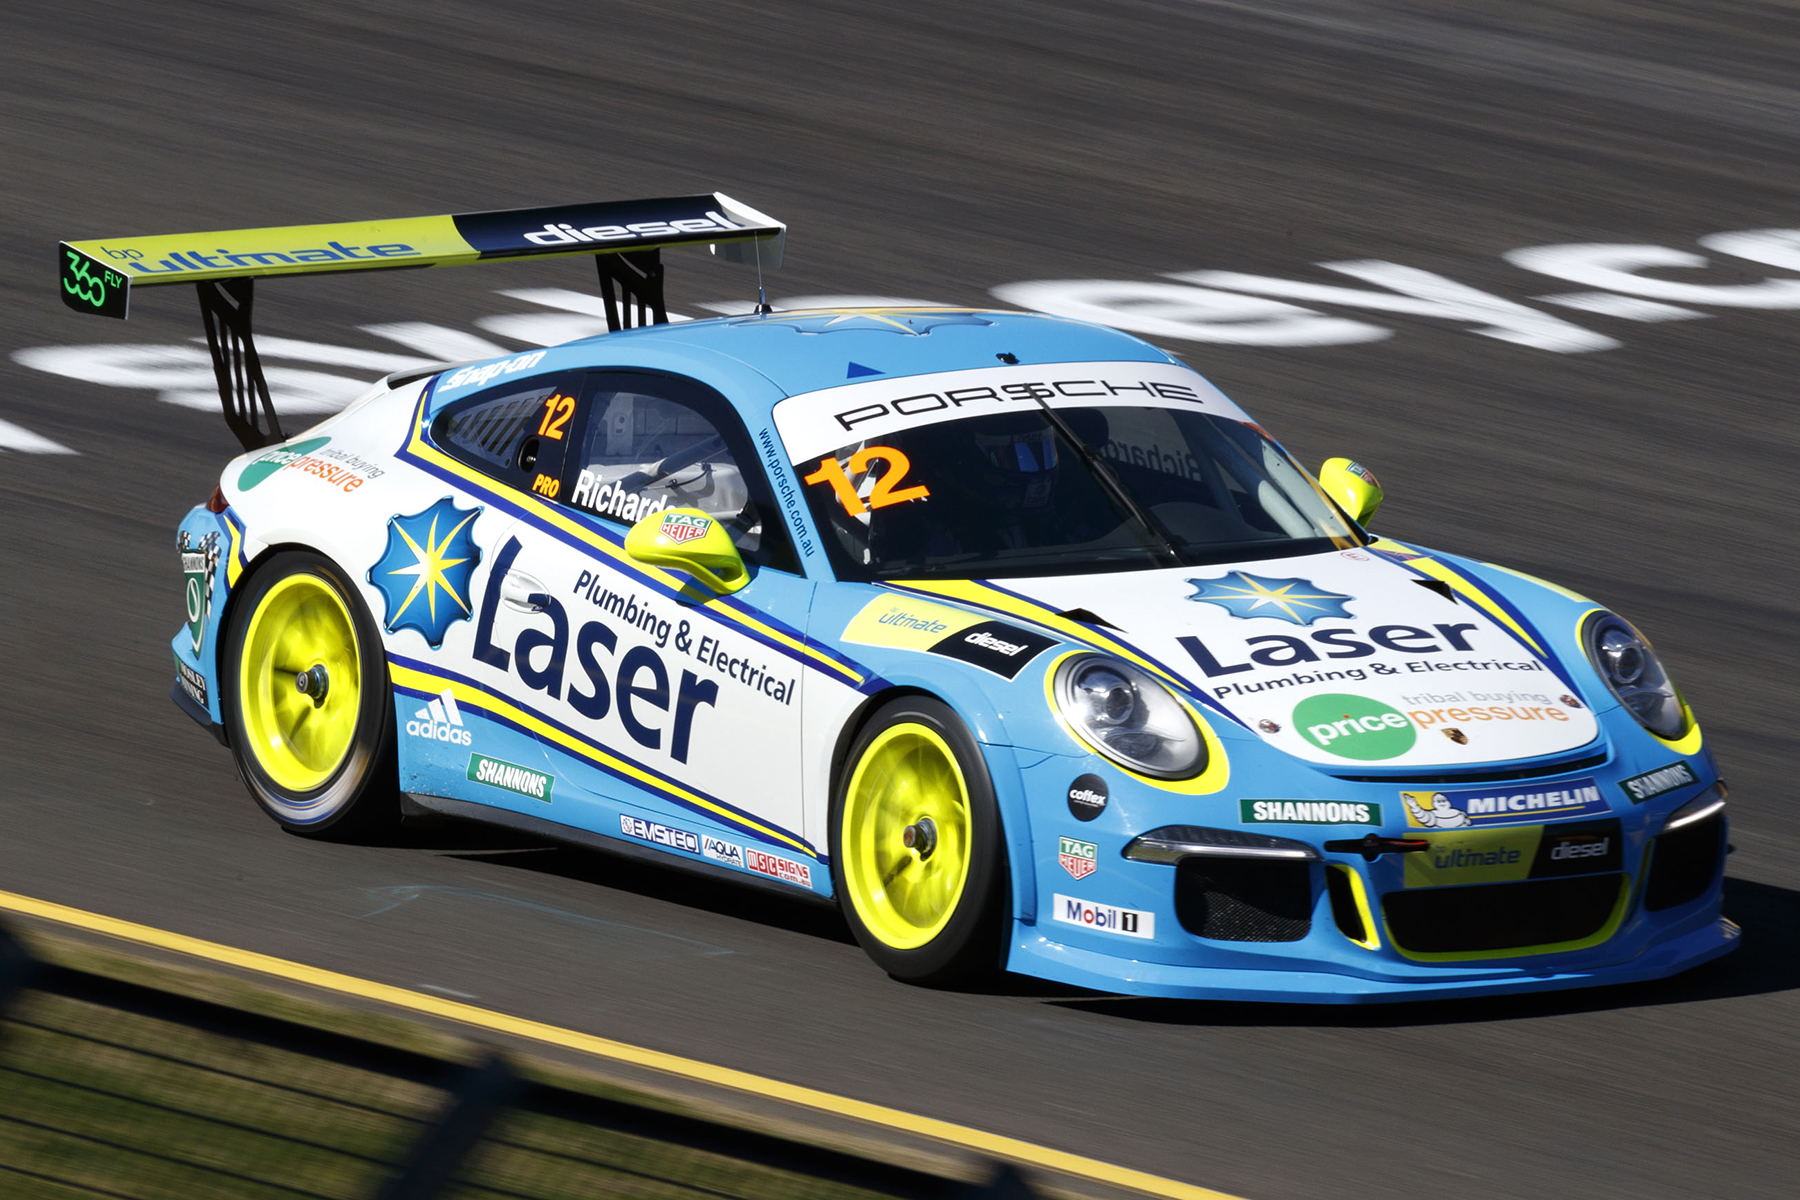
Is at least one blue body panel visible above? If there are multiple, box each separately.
[176,307,1734,1002]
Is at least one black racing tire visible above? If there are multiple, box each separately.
[829,695,1010,985]
[221,549,399,840]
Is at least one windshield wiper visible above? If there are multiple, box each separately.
[1020,391,1187,568]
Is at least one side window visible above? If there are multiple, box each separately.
[432,372,582,499]
[568,372,800,573]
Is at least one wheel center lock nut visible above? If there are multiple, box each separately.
[295,665,330,706]
[901,816,938,860]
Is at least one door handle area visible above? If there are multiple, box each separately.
[501,571,548,612]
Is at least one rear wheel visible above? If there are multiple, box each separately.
[222,550,397,838]
[831,696,1008,984]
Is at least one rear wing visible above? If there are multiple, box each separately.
[58,194,784,449]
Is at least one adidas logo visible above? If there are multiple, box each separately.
[405,688,472,745]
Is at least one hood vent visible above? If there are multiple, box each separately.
[1327,749,1609,786]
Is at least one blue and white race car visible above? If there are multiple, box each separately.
[61,195,1737,1001]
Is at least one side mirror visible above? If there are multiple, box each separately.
[1318,458,1384,526]
[624,507,749,595]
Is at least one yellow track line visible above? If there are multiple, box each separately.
[0,889,1244,1200]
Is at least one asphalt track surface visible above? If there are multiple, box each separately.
[3,3,1799,1197]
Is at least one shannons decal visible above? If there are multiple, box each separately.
[1241,799,1381,825]
[368,498,484,648]
[467,754,553,802]
[1619,761,1700,803]
[1402,777,1610,829]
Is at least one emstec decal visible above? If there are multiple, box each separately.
[840,596,1056,680]
[1058,836,1099,880]
[1053,894,1155,940]
[1401,776,1611,829]
[619,814,701,855]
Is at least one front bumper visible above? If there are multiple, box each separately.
[1004,744,1736,1002]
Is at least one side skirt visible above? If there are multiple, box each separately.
[401,792,838,908]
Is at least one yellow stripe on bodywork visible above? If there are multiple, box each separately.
[68,216,474,285]
[405,401,863,688]
[1397,555,1544,654]
[224,515,246,586]
[390,662,816,858]
[1385,877,1631,963]
[894,580,1192,692]
[1483,561,1593,603]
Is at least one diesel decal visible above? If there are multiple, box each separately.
[476,539,718,763]
[1620,761,1699,804]
[1241,800,1381,825]
[467,754,553,802]
[928,620,1057,679]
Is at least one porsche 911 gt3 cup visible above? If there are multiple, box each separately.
[59,194,1737,1001]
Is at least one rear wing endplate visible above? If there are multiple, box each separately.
[58,194,783,449]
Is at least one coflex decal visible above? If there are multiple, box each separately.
[1401,776,1610,829]
[178,529,221,653]
[368,498,483,648]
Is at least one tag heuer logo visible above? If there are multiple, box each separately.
[1058,836,1098,880]
[660,513,709,544]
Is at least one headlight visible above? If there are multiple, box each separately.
[1053,655,1206,779]
[1583,612,1687,739]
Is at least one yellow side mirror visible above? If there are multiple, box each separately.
[1318,458,1384,526]
[624,507,749,595]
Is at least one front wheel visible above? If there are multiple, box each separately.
[222,550,398,838]
[830,696,1008,984]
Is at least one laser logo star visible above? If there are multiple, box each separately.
[368,498,483,647]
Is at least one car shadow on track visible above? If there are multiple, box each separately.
[1040,876,1800,1027]
[428,841,861,945]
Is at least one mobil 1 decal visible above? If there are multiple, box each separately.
[466,534,816,842]
[1133,554,1600,767]
[841,595,1056,679]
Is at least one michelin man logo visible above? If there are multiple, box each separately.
[1403,791,1473,829]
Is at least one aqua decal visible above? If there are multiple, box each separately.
[368,498,483,648]
[1185,572,1354,626]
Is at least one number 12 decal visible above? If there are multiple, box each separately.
[803,446,930,516]
[538,393,576,440]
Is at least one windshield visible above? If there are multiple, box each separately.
[791,404,1363,580]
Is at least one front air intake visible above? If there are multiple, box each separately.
[1644,812,1725,912]
[1175,858,1312,942]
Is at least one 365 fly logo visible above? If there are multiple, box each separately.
[59,245,128,319]
[179,530,220,653]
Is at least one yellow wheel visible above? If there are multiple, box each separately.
[832,697,1007,983]
[224,551,397,836]
[239,574,361,792]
